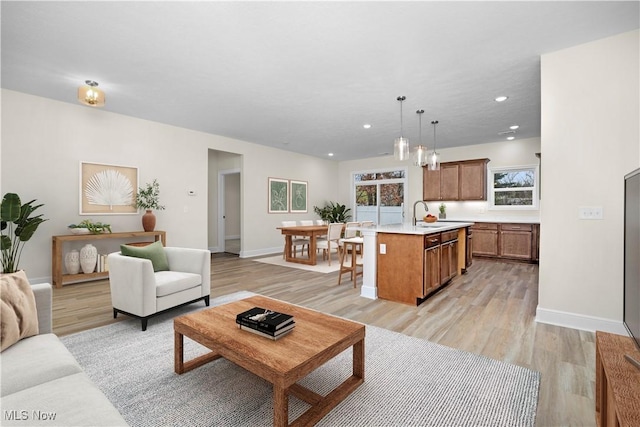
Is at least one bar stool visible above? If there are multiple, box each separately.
[338,236,363,287]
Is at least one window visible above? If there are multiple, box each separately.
[353,168,407,225]
[489,165,539,209]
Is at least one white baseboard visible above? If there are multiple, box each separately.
[239,247,282,259]
[225,235,240,240]
[535,305,628,334]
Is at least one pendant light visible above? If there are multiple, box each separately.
[412,109,428,167]
[428,120,440,171]
[78,80,105,107]
[393,96,410,161]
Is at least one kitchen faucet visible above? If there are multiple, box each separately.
[412,200,429,225]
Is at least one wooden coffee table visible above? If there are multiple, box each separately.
[174,295,365,427]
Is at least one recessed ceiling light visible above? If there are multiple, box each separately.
[328,153,334,157]
[363,124,372,129]
[510,125,519,130]
[507,136,515,141]
[495,96,508,102]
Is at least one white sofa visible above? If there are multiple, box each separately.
[0,283,127,426]
[107,247,211,331]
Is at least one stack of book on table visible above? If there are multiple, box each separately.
[236,307,295,340]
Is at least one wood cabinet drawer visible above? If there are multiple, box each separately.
[424,234,441,248]
[441,230,458,243]
[500,223,533,232]
[471,223,498,231]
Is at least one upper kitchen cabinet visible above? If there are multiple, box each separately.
[423,158,490,201]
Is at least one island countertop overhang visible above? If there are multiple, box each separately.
[360,221,474,236]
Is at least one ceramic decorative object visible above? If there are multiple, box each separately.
[142,210,156,232]
[439,213,446,219]
[80,244,97,274]
[64,250,80,274]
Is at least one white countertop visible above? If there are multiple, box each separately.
[361,221,474,235]
[440,216,540,224]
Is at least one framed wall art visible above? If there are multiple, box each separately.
[289,180,308,213]
[80,161,138,215]
[268,177,289,213]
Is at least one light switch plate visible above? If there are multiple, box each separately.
[379,243,386,254]
[579,206,603,220]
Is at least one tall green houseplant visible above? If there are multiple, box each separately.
[313,201,352,223]
[1,193,48,273]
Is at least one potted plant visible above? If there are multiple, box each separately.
[313,201,352,223]
[439,203,446,219]
[68,219,112,235]
[135,179,165,232]
[1,193,48,273]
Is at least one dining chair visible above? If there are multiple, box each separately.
[360,220,374,228]
[316,222,343,266]
[344,221,361,238]
[281,221,308,259]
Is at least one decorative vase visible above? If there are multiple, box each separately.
[439,213,446,219]
[64,250,80,274]
[79,244,97,274]
[142,210,156,232]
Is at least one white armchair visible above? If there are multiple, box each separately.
[107,247,211,331]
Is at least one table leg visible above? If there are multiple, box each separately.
[273,384,289,427]
[174,330,184,374]
[284,235,293,262]
[309,235,317,265]
[353,338,365,380]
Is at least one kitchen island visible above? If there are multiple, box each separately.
[359,222,474,305]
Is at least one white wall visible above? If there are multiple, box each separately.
[338,137,541,222]
[1,89,339,282]
[538,30,640,333]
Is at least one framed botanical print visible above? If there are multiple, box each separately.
[289,180,308,213]
[80,161,138,215]
[268,177,289,213]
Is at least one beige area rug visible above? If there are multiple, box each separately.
[254,254,343,273]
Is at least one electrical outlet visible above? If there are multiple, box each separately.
[379,243,386,254]
[579,206,603,220]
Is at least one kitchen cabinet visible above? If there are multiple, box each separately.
[423,158,489,201]
[440,230,458,284]
[423,234,441,295]
[471,223,499,257]
[377,228,466,306]
[471,222,539,263]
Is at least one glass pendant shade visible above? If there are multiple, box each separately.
[413,145,428,166]
[78,80,105,107]
[428,119,440,170]
[394,137,410,161]
[428,151,440,171]
[393,96,409,161]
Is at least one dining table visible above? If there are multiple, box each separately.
[277,225,329,265]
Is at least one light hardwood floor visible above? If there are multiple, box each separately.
[52,254,595,427]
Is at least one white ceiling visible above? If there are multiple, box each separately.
[2,1,639,161]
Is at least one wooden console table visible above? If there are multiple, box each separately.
[595,331,640,427]
[52,231,166,289]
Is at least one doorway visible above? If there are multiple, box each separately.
[218,169,241,255]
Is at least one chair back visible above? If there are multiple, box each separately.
[299,220,314,226]
[316,220,325,226]
[281,220,297,227]
[328,223,343,240]
[360,220,374,227]
[344,221,360,238]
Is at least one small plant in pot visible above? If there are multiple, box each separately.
[1,193,48,273]
[439,203,446,219]
[135,179,165,232]
[68,219,112,235]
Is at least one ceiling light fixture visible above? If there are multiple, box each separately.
[428,120,440,171]
[412,109,428,167]
[78,80,105,107]
[363,124,372,129]
[510,125,519,130]
[494,96,508,102]
[393,96,410,161]
[507,136,515,141]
